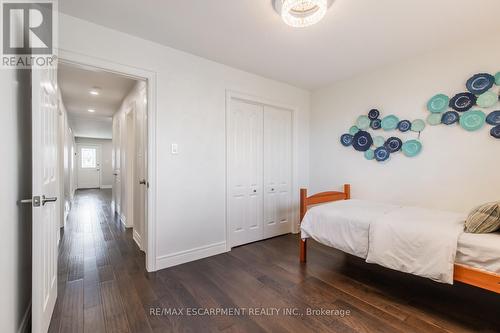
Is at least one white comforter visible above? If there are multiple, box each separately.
[301,200,467,284]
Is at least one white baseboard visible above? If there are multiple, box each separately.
[133,229,142,250]
[100,185,112,189]
[156,241,227,270]
[18,302,31,333]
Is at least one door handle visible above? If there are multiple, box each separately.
[113,173,118,176]
[139,179,147,185]
[41,195,57,206]
[19,196,41,207]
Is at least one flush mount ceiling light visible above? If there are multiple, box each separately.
[89,87,101,96]
[273,0,333,28]
[88,109,96,113]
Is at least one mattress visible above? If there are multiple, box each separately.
[456,232,500,274]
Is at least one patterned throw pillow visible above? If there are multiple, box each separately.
[464,202,500,233]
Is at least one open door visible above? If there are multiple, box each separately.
[31,67,59,333]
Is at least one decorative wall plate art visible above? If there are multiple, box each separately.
[427,113,442,126]
[491,125,500,139]
[486,111,500,125]
[466,73,495,95]
[459,110,486,132]
[427,94,449,113]
[402,140,422,157]
[441,111,460,125]
[340,109,424,163]
[424,71,500,140]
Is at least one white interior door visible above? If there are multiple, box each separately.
[134,90,148,250]
[32,67,59,333]
[263,106,292,238]
[228,99,264,247]
[112,117,121,214]
[77,144,101,189]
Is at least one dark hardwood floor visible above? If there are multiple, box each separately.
[48,189,500,333]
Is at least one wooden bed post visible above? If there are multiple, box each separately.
[344,184,351,200]
[300,189,307,263]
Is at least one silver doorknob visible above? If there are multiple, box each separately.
[19,196,41,207]
[41,195,57,206]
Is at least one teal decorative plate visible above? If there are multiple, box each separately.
[459,110,486,132]
[427,94,449,113]
[427,113,442,126]
[349,126,360,135]
[411,119,426,132]
[373,136,385,148]
[476,91,498,108]
[364,149,375,160]
[381,115,399,131]
[356,116,371,130]
[402,140,422,157]
[496,72,500,86]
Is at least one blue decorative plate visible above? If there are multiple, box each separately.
[459,110,486,132]
[411,119,426,132]
[476,91,498,108]
[381,115,399,131]
[427,94,449,113]
[441,111,460,125]
[349,126,360,135]
[491,125,500,139]
[364,149,375,160]
[449,92,477,112]
[374,146,390,162]
[495,72,500,86]
[466,73,495,95]
[398,120,411,132]
[340,134,354,146]
[356,115,371,130]
[370,119,382,130]
[368,109,380,120]
[427,113,442,126]
[384,137,403,153]
[402,140,422,157]
[352,131,373,151]
[486,111,500,126]
[373,136,385,148]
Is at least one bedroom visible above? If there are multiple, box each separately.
[1,0,499,332]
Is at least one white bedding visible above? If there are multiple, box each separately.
[365,206,466,284]
[456,232,500,274]
[300,199,398,258]
[300,200,477,284]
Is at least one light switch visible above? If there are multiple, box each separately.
[171,143,179,154]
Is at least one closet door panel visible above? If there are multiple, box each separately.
[263,106,292,238]
[228,99,264,247]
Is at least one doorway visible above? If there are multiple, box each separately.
[76,144,101,189]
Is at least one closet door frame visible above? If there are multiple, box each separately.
[225,90,299,251]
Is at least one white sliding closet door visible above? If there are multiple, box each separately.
[228,99,264,247]
[263,106,292,238]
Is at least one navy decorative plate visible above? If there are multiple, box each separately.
[398,120,411,132]
[384,137,403,153]
[352,131,373,151]
[340,134,354,146]
[486,111,500,126]
[374,146,390,162]
[466,73,495,95]
[441,111,460,125]
[368,109,380,120]
[491,125,500,139]
[370,119,382,130]
[449,92,477,112]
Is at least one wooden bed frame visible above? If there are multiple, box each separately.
[299,184,500,294]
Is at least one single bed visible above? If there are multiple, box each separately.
[299,185,500,294]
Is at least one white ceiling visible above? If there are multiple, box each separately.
[58,63,137,139]
[59,0,500,90]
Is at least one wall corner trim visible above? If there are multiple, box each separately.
[156,241,227,270]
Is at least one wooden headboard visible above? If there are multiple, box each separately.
[300,184,351,222]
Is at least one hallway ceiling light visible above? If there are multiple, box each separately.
[89,87,101,96]
[274,0,333,28]
[88,109,96,113]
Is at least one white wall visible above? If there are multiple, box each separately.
[59,96,76,227]
[75,137,114,188]
[310,38,500,213]
[59,14,311,269]
[0,68,32,332]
